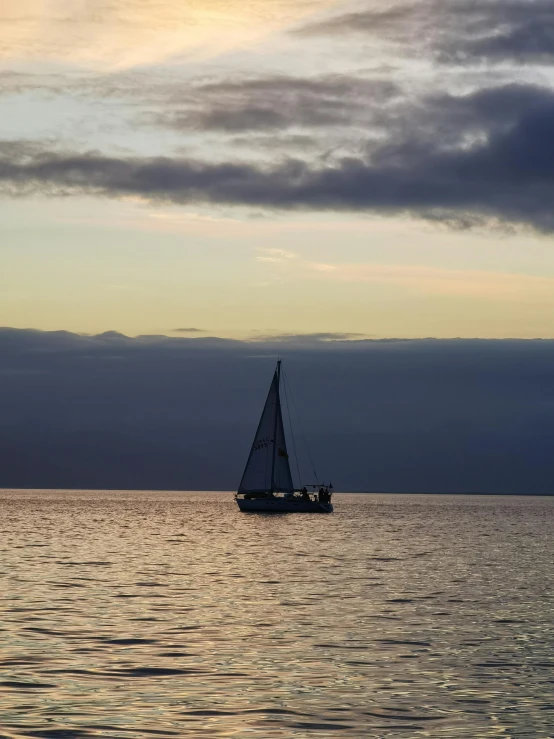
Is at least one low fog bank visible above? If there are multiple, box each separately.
[1,328,553,494]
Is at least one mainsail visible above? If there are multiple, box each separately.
[238,362,294,494]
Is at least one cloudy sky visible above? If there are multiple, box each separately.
[3,0,554,339]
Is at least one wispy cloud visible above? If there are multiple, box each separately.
[294,3,423,39]
[296,0,554,66]
[300,262,554,299]
[0,0,337,68]
[256,247,298,263]
[251,245,554,300]
[152,75,399,134]
[251,331,368,342]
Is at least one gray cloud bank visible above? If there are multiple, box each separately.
[4,81,554,229]
[2,328,554,494]
[297,0,554,65]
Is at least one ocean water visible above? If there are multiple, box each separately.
[0,491,553,739]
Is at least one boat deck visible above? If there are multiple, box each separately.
[236,495,333,513]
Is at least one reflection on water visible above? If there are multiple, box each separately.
[0,491,553,738]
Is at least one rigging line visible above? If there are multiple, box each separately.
[282,369,302,489]
[282,368,319,484]
[265,438,270,491]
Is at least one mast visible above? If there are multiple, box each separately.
[270,360,281,493]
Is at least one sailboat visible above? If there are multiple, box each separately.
[235,360,333,513]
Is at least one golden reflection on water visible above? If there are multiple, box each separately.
[0,491,553,738]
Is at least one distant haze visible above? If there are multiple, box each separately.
[1,328,553,495]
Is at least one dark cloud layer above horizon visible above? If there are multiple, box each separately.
[2,328,554,494]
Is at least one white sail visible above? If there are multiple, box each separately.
[273,392,294,493]
[238,364,294,494]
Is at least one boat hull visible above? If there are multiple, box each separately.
[236,496,333,513]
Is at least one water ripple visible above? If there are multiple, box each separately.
[0,490,553,738]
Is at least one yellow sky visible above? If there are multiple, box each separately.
[0,0,337,68]
[3,197,554,339]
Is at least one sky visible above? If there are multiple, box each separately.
[3,0,554,339]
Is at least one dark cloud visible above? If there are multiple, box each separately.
[441,84,554,126]
[229,132,322,153]
[191,106,292,132]
[162,104,339,133]
[443,0,554,64]
[3,82,554,229]
[174,328,204,333]
[253,332,367,342]
[153,75,399,133]
[294,4,422,39]
[2,328,554,494]
[296,0,554,65]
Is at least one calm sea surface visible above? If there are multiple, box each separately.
[0,491,553,738]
